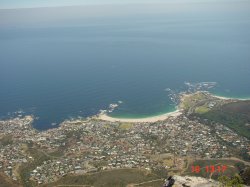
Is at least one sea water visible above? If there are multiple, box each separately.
[0,1,249,130]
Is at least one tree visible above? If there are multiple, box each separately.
[219,175,244,187]
[240,167,250,185]
[235,162,245,171]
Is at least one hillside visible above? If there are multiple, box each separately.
[195,101,250,139]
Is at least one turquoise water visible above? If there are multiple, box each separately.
[0,1,250,130]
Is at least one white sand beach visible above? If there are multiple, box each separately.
[213,94,250,101]
[97,92,249,123]
[98,110,182,123]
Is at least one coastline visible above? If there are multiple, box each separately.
[212,93,250,101]
[97,109,182,123]
[97,91,250,123]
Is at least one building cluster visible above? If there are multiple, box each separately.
[0,116,35,181]
[0,114,249,185]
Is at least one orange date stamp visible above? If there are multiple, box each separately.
[191,165,227,173]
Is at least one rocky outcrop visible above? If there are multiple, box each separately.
[172,175,219,187]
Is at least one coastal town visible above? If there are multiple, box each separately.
[2,0,250,186]
[0,92,250,186]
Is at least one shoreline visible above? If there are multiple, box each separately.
[4,92,249,127]
[97,109,182,123]
[97,91,250,123]
[212,93,250,101]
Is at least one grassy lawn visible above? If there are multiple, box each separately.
[138,179,164,187]
[45,169,161,187]
[181,92,208,110]
[119,123,134,130]
[195,106,210,114]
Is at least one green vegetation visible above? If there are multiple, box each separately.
[0,173,20,187]
[119,123,133,130]
[103,124,111,128]
[47,149,64,158]
[219,175,244,187]
[240,167,250,185]
[138,179,164,186]
[195,101,250,139]
[0,135,13,146]
[46,169,161,187]
[19,146,51,187]
[239,149,250,161]
[89,160,108,169]
[152,167,168,178]
[195,106,210,114]
[181,92,207,110]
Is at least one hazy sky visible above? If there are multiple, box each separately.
[0,0,173,9]
[1,0,242,9]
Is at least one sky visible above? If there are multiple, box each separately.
[0,0,171,9]
[1,0,240,9]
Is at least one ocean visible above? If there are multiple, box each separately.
[0,1,249,130]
